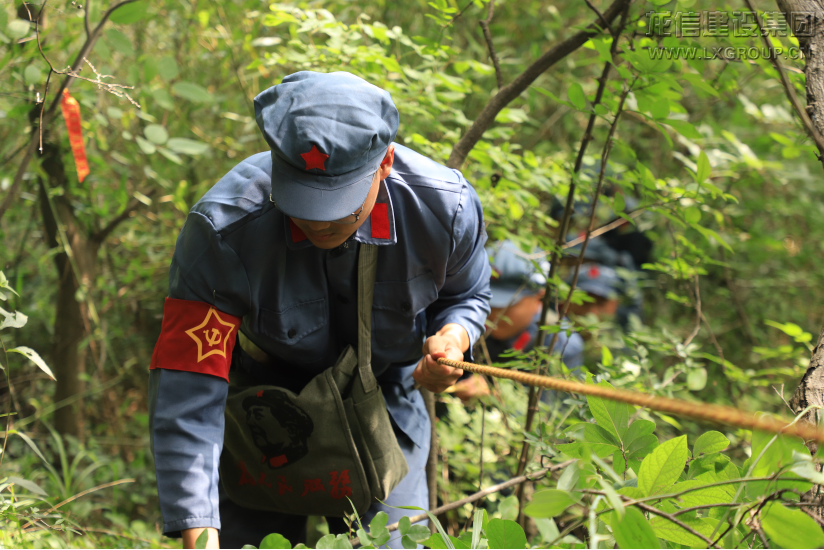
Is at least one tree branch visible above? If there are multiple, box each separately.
[381,459,576,536]
[91,189,157,243]
[479,0,504,90]
[446,0,631,169]
[583,0,611,34]
[634,502,720,549]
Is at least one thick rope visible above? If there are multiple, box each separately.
[438,358,824,445]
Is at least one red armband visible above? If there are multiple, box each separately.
[150,297,241,382]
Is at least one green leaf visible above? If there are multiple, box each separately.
[315,534,353,549]
[624,420,656,447]
[568,83,586,110]
[405,524,431,542]
[471,509,484,549]
[601,344,614,366]
[650,98,670,120]
[651,515,715,548]
[158,147,184,165]
[195,530,208,549]
[610,507,660,548]
[401,536,417,549]
[557,462,580,491]
[669,478,734,508]
[533,518,560,544]
[135,136,156,155]
[693,431,729,457]
[638,435,688,496]
[172,81,213,103]
[681,73,721,98]
[1,309,28,330]
[485,519,527,549]
[627,434,659,459]
[105,28,135,55]
[166,138,209,155]
[583,423,622,457]
[684,205,701,224]
[356,528,370,547]
[144,124,169,145]
[586,380,631,441]
[664,119,702,140]
[762,502,824,548]
[23,64,42,85]
[369,511,388,535]
[7,20,31,40]
[158,56,179,81]
[523,489,577,518]
[260,533,291,549]
[109,1,149,24]
[5,476,46,496]
[9,346,55,380]
[497,495,519,521]
[398,516,411,536]
[153,88,175,110]
[422,534,468,549]
[748,429,812,496]
[696,151,711,183]
[687,367,707,391]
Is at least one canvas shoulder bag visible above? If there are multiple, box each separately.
[220,244,409,516]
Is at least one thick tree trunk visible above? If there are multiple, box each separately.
[38,143,99,438]
[790,326,824,520]
[776,0,824,141]
[779,0,824,522]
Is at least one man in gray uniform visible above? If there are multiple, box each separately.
[149,71,491,548]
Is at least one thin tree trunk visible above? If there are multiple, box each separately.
[38,143,99,438]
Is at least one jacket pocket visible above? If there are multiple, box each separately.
[258,299,327,345]
[372,273,438,347]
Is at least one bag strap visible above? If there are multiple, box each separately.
[357,243,379,392]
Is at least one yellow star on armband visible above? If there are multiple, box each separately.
[185,307,237,363]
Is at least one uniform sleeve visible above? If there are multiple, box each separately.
[149,211,251,536]
[425,179,491,355]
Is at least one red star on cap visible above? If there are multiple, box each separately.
[300,145,329,171]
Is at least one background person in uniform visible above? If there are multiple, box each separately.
[452,240,584,401]
[565,235,642,330]
[566,262,625,321]
[148,71,491,549]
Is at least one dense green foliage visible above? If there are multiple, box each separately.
[2,0,824,547]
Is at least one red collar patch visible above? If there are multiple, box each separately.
[370,203,391,240]
[300,145,329,171]
[289,218,307,243]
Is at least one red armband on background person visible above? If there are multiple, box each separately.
[150,298,241,382]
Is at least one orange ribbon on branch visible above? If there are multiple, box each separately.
[60,90,89,183]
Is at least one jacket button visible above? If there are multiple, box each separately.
[337,294,349,304]
[401,301,412,312]
[287,328,297,338]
